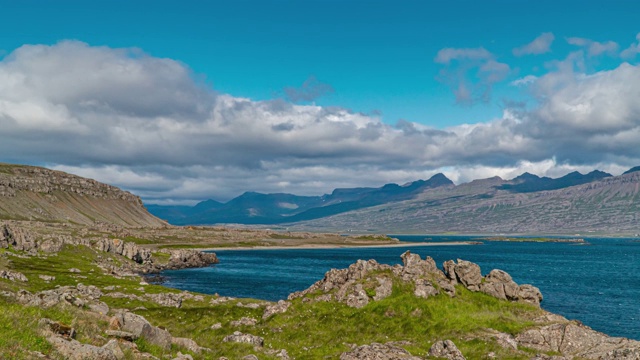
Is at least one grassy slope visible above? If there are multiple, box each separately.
[0,242,555,359]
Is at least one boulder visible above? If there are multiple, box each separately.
[102,340,125,360]
[47,336,117,360]
[113,312,172,350]
[400,251,439,281]
[373,276,393,301]
[428,340,465,360]
[223,331,264,347]
[414,278,439,299]
[453,260,482,291]
[340,342,421,359]
[345,283,370,308]
[0,270,28,282]
[479,269,519,301]
[172,337,209,353]
[145,293,182,308]
[442,260,458,284]
[517,284,543,306]
[263,300,291,319]
[230,317,258,327]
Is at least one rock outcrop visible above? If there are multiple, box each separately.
[95,238,152,264]
[161,249,219,270]
[428,340,466,360]
[290,251,542,308]
[516,322,640,359]
[223,331,264,347]
[110,312,172,350]
[340,342,421,359]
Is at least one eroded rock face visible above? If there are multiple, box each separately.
[95,238,151,264]
[162,249,219,270]
[340,342,421,359]
[0,223,37,252]
[428,340,466,360]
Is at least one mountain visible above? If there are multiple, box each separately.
[148,173,454,225]
[0,163,165,227]
[497,170,612,193]
[623,166,640,175]
[293,170,640,234]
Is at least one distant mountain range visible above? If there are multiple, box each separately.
[147,173,454,225]
[147,167,640,234]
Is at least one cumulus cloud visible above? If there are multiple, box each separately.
[435,47,511,105]
[513,32,555,56]
[283,75,334,103]
[1,41,640,204]
[567,37,619,57]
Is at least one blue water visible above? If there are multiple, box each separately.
[161,236,640,340]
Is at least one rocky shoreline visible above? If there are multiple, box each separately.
[1,220,640,359]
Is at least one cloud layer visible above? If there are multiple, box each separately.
[1,41,639,204]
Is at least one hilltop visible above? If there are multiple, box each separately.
[0,163,165,228]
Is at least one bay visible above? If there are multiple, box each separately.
[160,235,640,340]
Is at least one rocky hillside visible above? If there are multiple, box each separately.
[294,170,640,234]
[0,163,165,228]
[2,222,639,359]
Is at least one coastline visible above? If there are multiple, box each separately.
[195,240,481,251]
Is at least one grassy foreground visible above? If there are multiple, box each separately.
[0,241,555,359]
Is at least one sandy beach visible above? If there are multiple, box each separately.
[197,241,481,251]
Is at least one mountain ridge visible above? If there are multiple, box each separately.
[293,170,640,234]
[147,167,639,231]
[0,163,166,228]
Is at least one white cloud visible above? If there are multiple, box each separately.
[510,75,537,87]
[567,37,619,57]
[621,32,640,59]
[513,33,555,56]
[434,47,492,64]
[435,48,510,105]
[1,41,640,203]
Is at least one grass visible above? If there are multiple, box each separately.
[0,242,556,359]
[262,282,540,359]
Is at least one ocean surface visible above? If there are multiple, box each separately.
[160,235,640,340]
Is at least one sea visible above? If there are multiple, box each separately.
[159,235,640,340]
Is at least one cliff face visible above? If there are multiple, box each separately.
[0,163,165,228]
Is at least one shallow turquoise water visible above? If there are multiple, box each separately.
[161,236,640,340]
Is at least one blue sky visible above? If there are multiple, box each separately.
[1,1,640,203]
[3,0,637,127]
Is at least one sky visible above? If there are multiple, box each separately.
[1,1,640,204]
